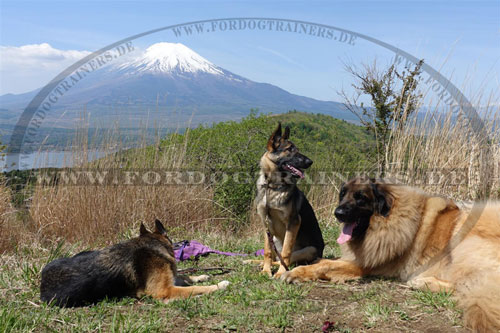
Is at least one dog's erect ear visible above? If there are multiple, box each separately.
[140,223,149,235]
[282,126,290,141]
[370,182,392,217]
[154,219,173,243]
[154,219,167,235]
[267,122,282,151]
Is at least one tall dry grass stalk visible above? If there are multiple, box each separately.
[30,184,218,245]
[0,183,11,219]
[385,103,500,201]
[0,182,18,252]
[305,97,500,225]
[29,118,224,246]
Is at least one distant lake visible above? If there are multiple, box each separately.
[1,150,111,171]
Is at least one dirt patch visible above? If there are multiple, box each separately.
[291,279,467,333]
[138,277,467,332]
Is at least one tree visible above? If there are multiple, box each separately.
[339,59,424,175]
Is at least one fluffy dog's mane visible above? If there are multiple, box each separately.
[343,184,462,280]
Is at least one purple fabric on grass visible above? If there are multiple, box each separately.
[254,249,265,256]
[174,240,263,261]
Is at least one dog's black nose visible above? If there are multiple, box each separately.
[305,158,313,168]
[334,207,348,221]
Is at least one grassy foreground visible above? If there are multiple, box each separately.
[2,109,496,331]
[0,223,465,333]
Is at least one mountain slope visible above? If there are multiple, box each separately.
[0,42,356,126]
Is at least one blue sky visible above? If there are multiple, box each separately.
[1,0,499,104]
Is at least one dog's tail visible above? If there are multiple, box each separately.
[456,270,500,332]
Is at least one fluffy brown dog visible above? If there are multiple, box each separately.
[281,177,500,332]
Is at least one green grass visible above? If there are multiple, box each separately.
[0,250,316,332]
[412,289,457,310]
[0,224,464,332]
[363,301,393,327]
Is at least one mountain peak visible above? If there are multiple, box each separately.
[117,42,223,75]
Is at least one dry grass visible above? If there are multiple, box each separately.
[0,182,21,252]
[28,124,225,246]
[30,184,218,245]
[385,105,500,201]
[0,183,11,220]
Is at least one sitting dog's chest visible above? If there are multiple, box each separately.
[267,208,288,239]
[256,184,296,239]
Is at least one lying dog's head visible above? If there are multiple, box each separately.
[264,122,313,178]
[140,219,174,256]
[334,177,393,244]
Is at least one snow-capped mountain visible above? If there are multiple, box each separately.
[116,42,224,76]
[0,42,353,127]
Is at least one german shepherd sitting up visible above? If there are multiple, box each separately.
[40,220,230,307]
[253,123,324,278]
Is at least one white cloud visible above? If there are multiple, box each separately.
[0,43,91,95]
[1,43,91,68]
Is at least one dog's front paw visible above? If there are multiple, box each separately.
[217,280,230,290]
[273,266,287,279]
[195,274,210,282]
[261,267,272,277]
[407,277,453,293]
[280,267,310,284]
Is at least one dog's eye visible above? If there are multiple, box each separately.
[354,192,367,202]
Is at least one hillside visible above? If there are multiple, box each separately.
[161,110,375,172]
[148,111,376,220]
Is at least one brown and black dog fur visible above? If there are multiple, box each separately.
[40,220,229,307]
[281,177,500,332]
[250,123,324,278]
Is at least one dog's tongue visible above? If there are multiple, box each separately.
[285,164,304,178]
[337,223,356,244]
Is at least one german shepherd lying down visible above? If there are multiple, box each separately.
[281,177,500,332]
[41,220,230,307]
[252,123,324,278]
